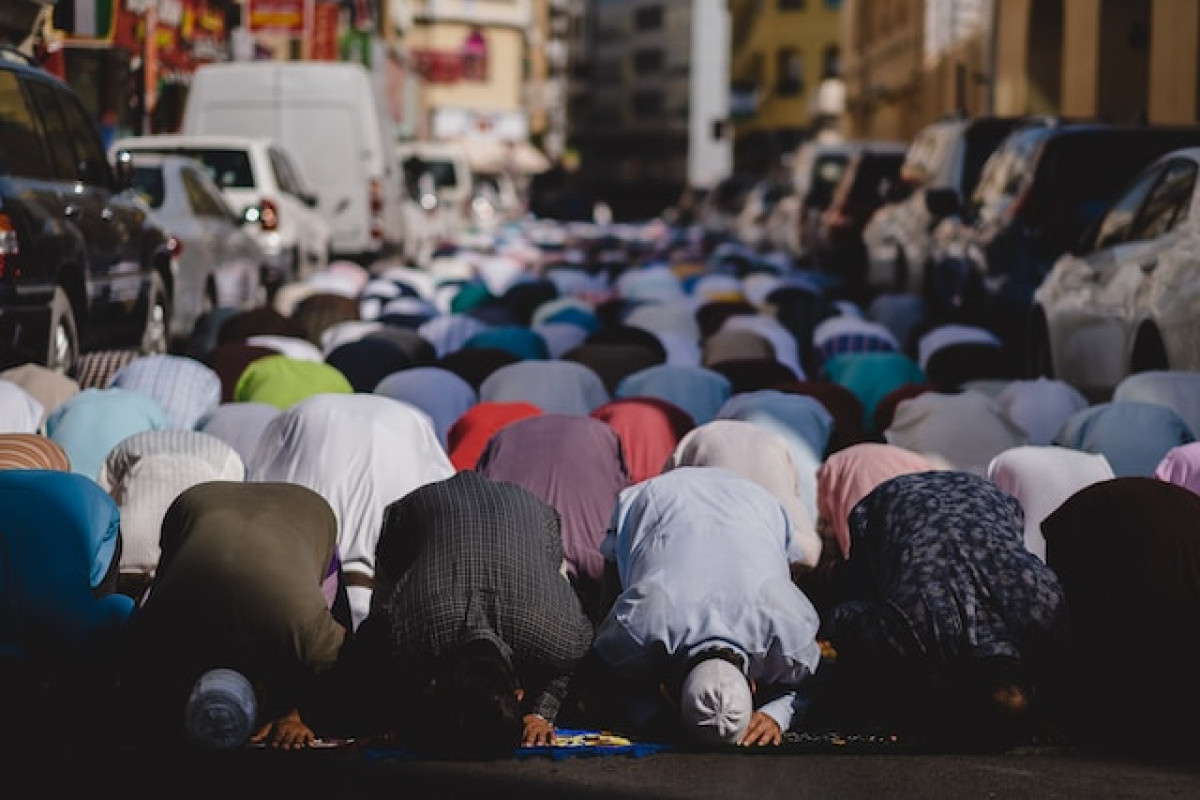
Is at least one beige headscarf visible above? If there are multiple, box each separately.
[665,419,820,567]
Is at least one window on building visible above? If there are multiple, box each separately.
[745,51,765,87]
[632,90,664,118]
[822,44,840,79]
[633,48,664,75]
[595,59,622,82]
[776,48,804,97]
[824,0,841,8]
[634,6,663,30]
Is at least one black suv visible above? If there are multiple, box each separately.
[0,47,174,373]
[923,121,1200,364]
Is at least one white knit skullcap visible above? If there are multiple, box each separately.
[679,657,752,746]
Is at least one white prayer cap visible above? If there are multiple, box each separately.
[185,668,258,749]
[679,657,752,746]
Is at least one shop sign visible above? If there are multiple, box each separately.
[248,0,305,35]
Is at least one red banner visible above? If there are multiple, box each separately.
[311,2,339,60]
[411,48,464,84]
[248,0,305,36]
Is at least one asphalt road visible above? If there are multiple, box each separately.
[10,738,1199,798]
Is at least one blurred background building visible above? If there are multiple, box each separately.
[4,0,1200,219]
[729,0,842,176]
[565,0,732,220]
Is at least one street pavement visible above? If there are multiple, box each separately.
[9,737,1199,797]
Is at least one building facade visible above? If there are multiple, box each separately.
[729,0,842,175]
[404,0,531,144]
[841,0,991,141]
[992,0,1197,126]
[843,0,1198,142]
[567,0,731,219]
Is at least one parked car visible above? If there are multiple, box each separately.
[734,173,793,251]
[925,123,1200,362]
[812,142,909,289]
[784,136,867,263]
[0,47,174,373]
[397,140,475,238]
[109,133,331,287]
[470,169,524,231]
[122,152,265,344]
[861,115,1031,294]
[1030,146,1200,400]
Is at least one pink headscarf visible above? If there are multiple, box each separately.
[817,442,937,560]
[1155,442,1200,496]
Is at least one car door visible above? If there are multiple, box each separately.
[267,143,327,275]
[179,162,261,323]
[28,78,146,341]
[1051,163,1166,310]
[1117,158,1199,330]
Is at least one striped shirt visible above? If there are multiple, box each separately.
[0,433,71,471]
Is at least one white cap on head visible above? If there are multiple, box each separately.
[679,657,752,746]
[185,668,257,749]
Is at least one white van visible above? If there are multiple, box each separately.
[182,60,406,265]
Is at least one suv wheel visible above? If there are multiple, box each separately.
[47,287,79,374]
[141,272,171,355]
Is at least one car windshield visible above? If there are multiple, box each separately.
[423,159,460,190]
[969,128,1053,211]
[130,165,165,209]
[808,153,851,208]
[123,146,255,189]
[961,119,1026,198]
[846,153,904,203]
[1037,133,1181,224]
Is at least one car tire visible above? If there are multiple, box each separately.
[47,287,79,375]
[141,271,171,356]
[1130,322,1169,374]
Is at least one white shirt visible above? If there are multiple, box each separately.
[594,467,822,733]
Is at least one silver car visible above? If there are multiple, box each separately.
[124,153,265,344]
[1032,146,1200,401]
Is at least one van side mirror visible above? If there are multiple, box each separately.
[113,150,134,190]
[924,187,961,219]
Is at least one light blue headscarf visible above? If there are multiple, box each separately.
[45,388,173,481]
[1054,400,1196,478]
[615,363,732,426]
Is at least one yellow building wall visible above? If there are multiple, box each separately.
[841,0,927,141]
[528,0,549,136]
[992,0,1195,124]
[731,0,842,135]
[408,24,524,112]
[1148,0,1198,123]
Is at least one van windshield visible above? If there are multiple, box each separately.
[423,159,460,190]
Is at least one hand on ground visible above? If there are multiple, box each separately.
[738,711,782,747]
[250,708,315,750]
[522,713,555,747]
